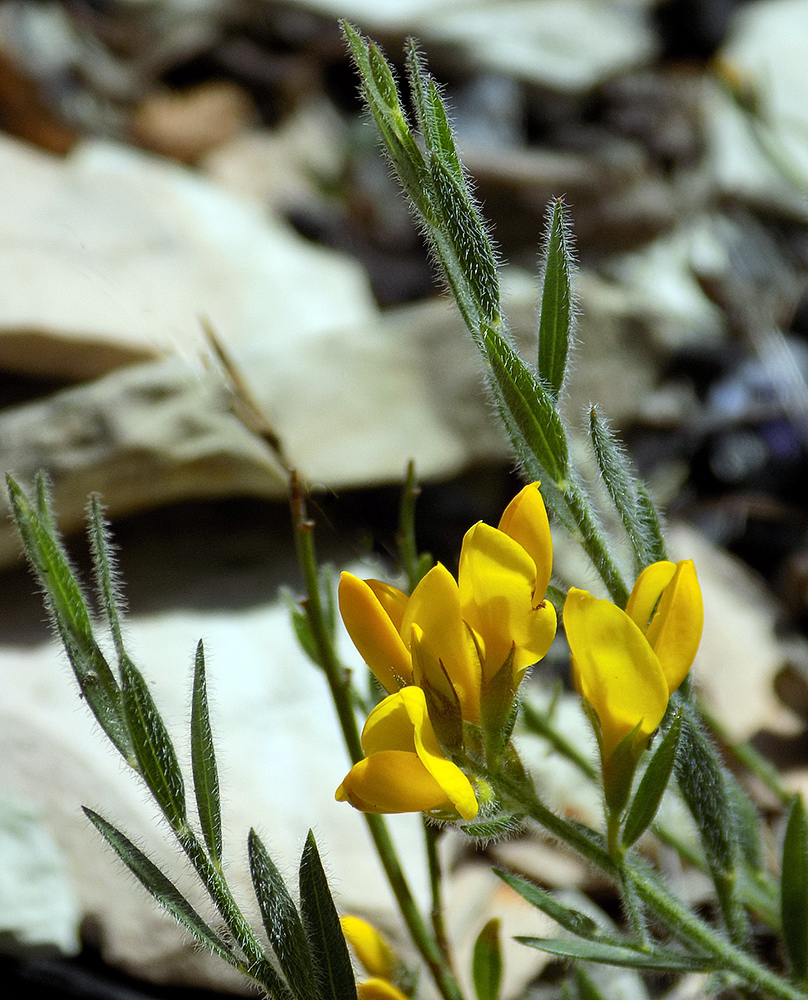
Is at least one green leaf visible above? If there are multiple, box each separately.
[191,641,222,864]
[538,198,574,401]
[494,870,606,942]
[299,831,356,1000]
[430,156,501,330]
[782,796,808,981]
[482,328,569,485]
[462,815,524,843]
[675,703,749,944]
[342,24,432,223]
[515,937,714,972]
[472,918,503,1000]
[622,710,682,850]
[249,829,315,1000]
[480,647,517,766]
[82,808,237,968]
[121,652,186,828]
[574,967,609,1000]
[588,406,666,571]
[602,723,643,819]
[86,494,127,661]
[6,474,133,760]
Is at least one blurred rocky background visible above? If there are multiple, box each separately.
[2,1,808,998]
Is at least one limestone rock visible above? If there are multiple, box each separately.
[0,574,428,987]
[0,134,377,380]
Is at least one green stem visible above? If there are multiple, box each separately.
[563,479,629,607]
[424,822,455,972]
[177,826,282,992]
[491,771,807,1000]
[290,478,466,1000]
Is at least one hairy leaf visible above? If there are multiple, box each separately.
[249,829,315,1000]
[191,641,222,863]
[83,808,236,967]
[121,652,186,828]
[472,918,502,1000]
[622,710,682,850]
[538,199,574,400]
[299,831,356,1000]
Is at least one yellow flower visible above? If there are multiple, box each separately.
[357,980,411,1000]
[335,686,479,820]
[338,483,556,726]
[564,560,702,771]
[340,916,398,981]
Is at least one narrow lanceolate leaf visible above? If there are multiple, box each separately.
[472,918,503,1000]
[538,199,574,400]
[249,829,315,1000]
[515,937,714,972]
[86,495,127,661]
[191,642,222,864]
[342,25,431,222]
[83,808,237,969]
[622,710,682,850]
[121,652,186,828]
[782,796,808,982]
[482,328,569,485]
[675,704,748,944]
[430,156,501,331]
[299,831,356,1000]
[493,870,606,943]
[588,406,666,571]
[6,474,133,760]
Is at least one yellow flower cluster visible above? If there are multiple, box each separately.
[335,482,704,822]
[336,483,556,820]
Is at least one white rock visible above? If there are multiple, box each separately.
[670,524,804,742]
[0,134,377,379]
[424,0,658,92]
[706,0,808,217]
[0,582,428,986]
[0,793,82,956]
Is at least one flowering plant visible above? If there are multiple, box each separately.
[7,23,808,1000]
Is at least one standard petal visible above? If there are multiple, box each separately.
[401,564,480,722]
[645,559,703,694]
[459,522,556,679]
[564,588,669,761]
[335,751,458,814]
[497,482,553,597]
[625,561,676,632]
[339,572,413,692]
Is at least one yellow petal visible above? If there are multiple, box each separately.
[361,691,422,755]
[410,624,460,715]
[335,751,457,814]
[402,686,479,821]
[358,979,411,1000]
[645,560,703,694]
[340,917,397,980]
[625,561,676,631]
[564,588,669,761]
[401,564,480,722]
[339,572,412,692]
[497,482,553,597]
[340,688,478,820]
[459,522,556,680]
[365,579,409,632]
